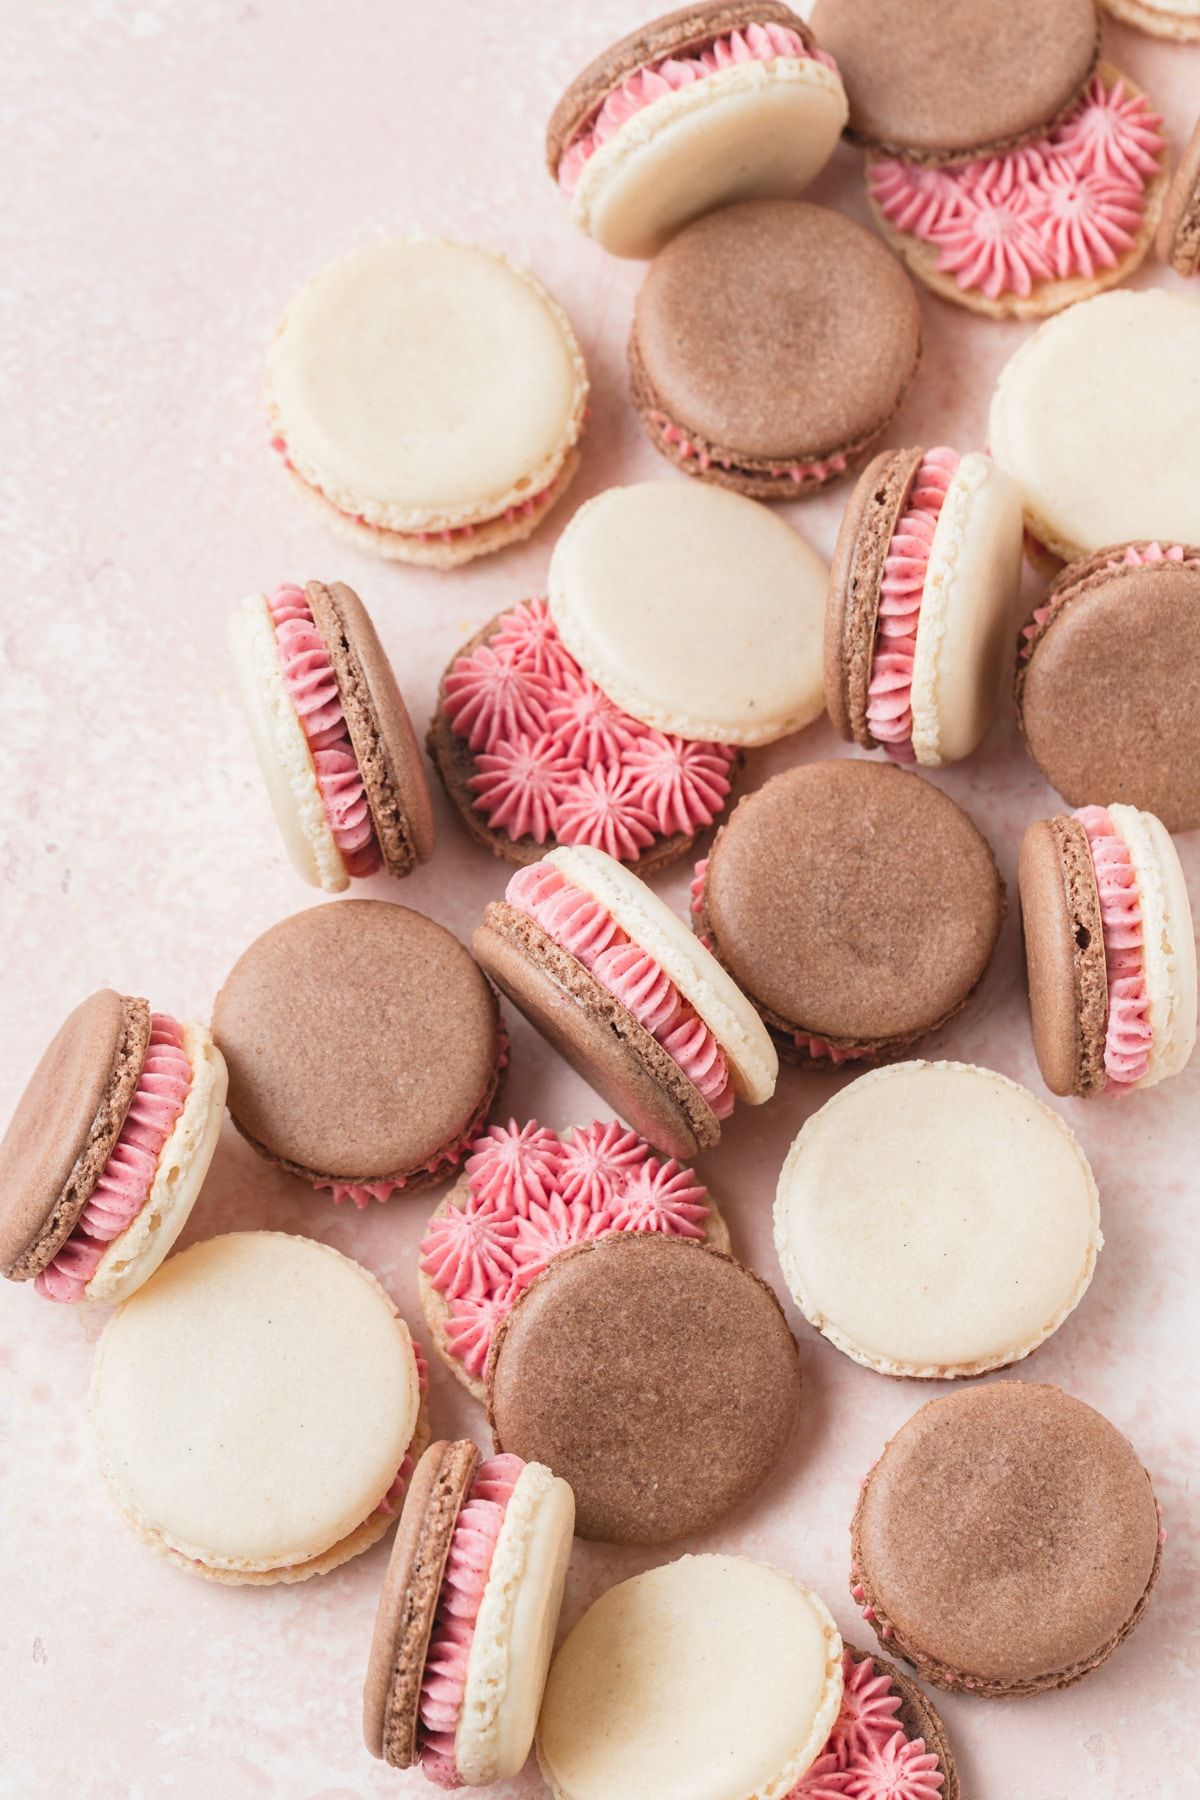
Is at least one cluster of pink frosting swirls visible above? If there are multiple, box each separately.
[865,449,959,763]
[646,410,851,485]
[444,598,736,857]
[789,1649,943,1799]
[35,1016,192,1303]
[869,75,1165,299]
[419,1117,710,1378]
[267,584,381,879]
[1018,541,1198,664]
[1076,806,1152,1090]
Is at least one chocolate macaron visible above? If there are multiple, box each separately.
[1158,115,1200,275]
[693,761,1004,1066]
[212,901,505,1205]
[630,201,921,496]
[851,1383,1164,1696]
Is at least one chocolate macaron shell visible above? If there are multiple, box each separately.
[363,1438,481,1767]
[0,991,151,1281]
[825,447,923,745]
[1157,115,1200,276]
[1019,818,1109,1098]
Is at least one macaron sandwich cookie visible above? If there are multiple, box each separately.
[826,445,1023,765]
[546,5,848,259]
[228,580,434,891]
[474,845,778,1162]
[693,761,1004,1067]
[630,200,921,497]
[1020,806,1197,1097]
[487,1235,799,1544]
[0,990,227,1306]
[775,1061,1101,1378]
[1100,0,1200,41]
[266,240,588,567]
[851,1383,1164,1696]
[1158,115,1200,273]
[212,901,505,1205]
[90,1232,429,1581]
[363,1439,574,1788]
[419,1116,730,1401]
[1016,542,1200,831]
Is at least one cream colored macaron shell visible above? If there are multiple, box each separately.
[775,1061,1102,1379]
[90,1232,422,1579]
[549,482,828,746]
[537,1555,843,1800]
[1108,804,1197,1088]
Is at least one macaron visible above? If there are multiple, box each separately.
[775,1061,1102,1378]
[487,1235,799,1544]
[1100,0,1200,41]
[363,1439,574,1788]
[473,845,778,1162]
[427,597,739,871]
[0,991,227,1307]
[1020,806,1197,1096]
[1015,541,1200,831]
[692,761,1004,1066]
[850,1382,1164,1696]
[548,481,830,746]
[826,445,1023,764]
[266,240,588,567]
[419,1116,731,1401]
[212,901,505,1205]
[988,290,1200,566]
[90,1231,428,1581]
[1157,114,1200,274]
[630,200,922,496]
[546,6,848,259]
[228,580,434,891]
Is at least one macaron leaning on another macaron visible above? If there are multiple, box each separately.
[1157,115,1200,273]
[0,990,227,1307]
[546,5,848,258]
[363,1439,574,1788]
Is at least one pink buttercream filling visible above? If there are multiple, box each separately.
[865,447,960,764]
[1018,542,1197,664]
[35,1015,192,1304]
[869,74,1165,300]
[1076,806,1152,1090]
[558,22,836,194]
[789,1648,943,1799]
[647,411,851,485]
[418,1453,525,1788]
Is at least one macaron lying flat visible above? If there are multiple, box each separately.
[419,1116,731,1402]
[90,1232,428,1581]
[1157,115,1200,274]
[487,1235,799,1545]
[1020,806,1197,1097]
[212,901,505,1205]
[630,200,921,496]
[363,1439,574,1788]
[1101,0,1200,42]
[546,5,848,259]
[0,990,227,1307]
[1016,542,1200,831]
[826,445,1023,764]
[474,845,778,1162]
[851,1383,1163,1696]
[267,240,588,567]
[228,580,434,891]
[775,1061,1101,1378]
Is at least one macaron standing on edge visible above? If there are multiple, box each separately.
[1157,114,1200,273]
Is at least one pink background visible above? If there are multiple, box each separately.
[1,4,1197,1795]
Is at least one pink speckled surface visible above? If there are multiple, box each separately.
[1,4,1197,1796]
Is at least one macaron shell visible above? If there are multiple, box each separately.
[1107,803,1198,1086]
[1156,113,1200,272]
[1018,816,1109,1098]
[549,481,828,746]
[1102,0,1200,41]
[824,447,922,747]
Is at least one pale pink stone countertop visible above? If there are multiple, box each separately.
[1,4,1197,1796]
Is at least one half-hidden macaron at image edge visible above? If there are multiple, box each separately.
[364,1439,574,1788]
[474,844,778,1163]
[89,1231,429,1582]
[266,239,588,567]
[1015,541,1200,833]
[486,1234,799,1545]
[1020,805,1197,1098]
[545,4,848,259]
[1100,0,1200,42]
[629,200,921,497]
[775,1061,1101,1380]
[825,445,1023,766]
[418,1117,731,1402]
[692,760,1004,1067]
[228,579,434,892]
[0,990,227,1307]
[427,597,739,871]
[211,901,505,1206]
[1157,114,1200,273]
[850,1382,1164,1696]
